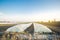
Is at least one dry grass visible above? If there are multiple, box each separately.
[0,24,16,27]
[0,24,17,32]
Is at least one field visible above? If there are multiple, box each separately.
[0,22,30,32]
[0,24,17,32]
[37,21,60,34]
[0,21,60,32]
[0,22,60,40]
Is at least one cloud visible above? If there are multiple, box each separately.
[0,12,3,16]
[0,10,60,22]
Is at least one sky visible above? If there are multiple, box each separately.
[0,0,60,22]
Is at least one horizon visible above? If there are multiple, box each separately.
[0,0,60,22]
